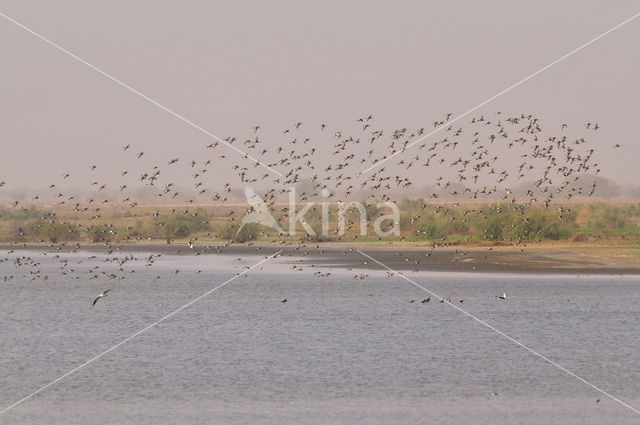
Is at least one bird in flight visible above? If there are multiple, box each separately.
[93,289,111,306]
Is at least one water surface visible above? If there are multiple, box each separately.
[1,251,639,424]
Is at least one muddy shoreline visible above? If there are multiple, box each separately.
[1,242,639,275]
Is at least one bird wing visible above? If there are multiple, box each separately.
[93,290,110,306]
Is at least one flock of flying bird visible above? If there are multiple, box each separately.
[0,111,621,305]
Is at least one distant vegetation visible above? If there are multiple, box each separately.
[0,201,638,245]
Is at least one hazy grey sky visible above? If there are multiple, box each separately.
[0,0,638,195]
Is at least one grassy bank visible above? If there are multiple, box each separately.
[0,201,638,247]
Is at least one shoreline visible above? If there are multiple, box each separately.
[1,241,639,275]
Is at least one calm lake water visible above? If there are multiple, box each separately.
[1,250,639,424]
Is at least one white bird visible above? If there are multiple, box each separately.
[496,292,506,300]
[93,289,111,306]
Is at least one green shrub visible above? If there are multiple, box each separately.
[26,219,80,242]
